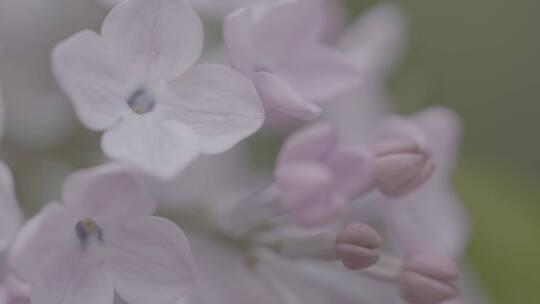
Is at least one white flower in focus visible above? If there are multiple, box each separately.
[53,0,264,179]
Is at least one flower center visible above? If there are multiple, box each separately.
[127,88,156,115]
[75,218,103,244]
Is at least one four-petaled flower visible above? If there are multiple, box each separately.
[53,0,264,179]
[8,164,196,304]
[224,0,361,120]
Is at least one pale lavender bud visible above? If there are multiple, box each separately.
[335,223,382,270]
[399,253,459,304]
[374,137,434,197]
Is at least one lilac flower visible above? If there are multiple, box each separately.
[7,164,195,304]
[0,162,24,252]
[224,0,361,120]
[379,108,470,259]
[52,0,264,179]
[275,123,372,227]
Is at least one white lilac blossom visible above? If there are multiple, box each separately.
[52,0,264,179]
[0,162,24,252]
[224,0,362,120]
[7,164,195,304]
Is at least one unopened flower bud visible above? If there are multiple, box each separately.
[399,253,459,304]
[335,223,382,270]
[374,137,434,197]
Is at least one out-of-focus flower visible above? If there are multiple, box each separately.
[0,274,30,304]
[53,0,264,178]
[0,162,24,252]
[380,107,470,259]
[399,253,460,304]
[335,222,382,270]
[8,164,195,304]
[224,0,361,120]
[275,123,371,226]
[373,136,435,197]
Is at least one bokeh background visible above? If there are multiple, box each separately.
[0,0,539,303]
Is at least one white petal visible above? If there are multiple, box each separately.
[101,115,199,179]
[103,217,195,304]
[102,0,204,83]
[30,246,113,304]
[280,44,362,101]
[0,161,23,251]
[8,203,77,283]
[61,163,157,225]
[166,64,264,154]
[254,71,321,120]
[52,30,129,130]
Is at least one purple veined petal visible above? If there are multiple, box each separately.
[279,44,362,102]
[61,163,157,225]
[165,64,264,154]
[101,113,199,179]
[7,203,77,284]
[223,6,259,74]
[30,245,113,304]
[102,0,204,83]
[0,161,24,251]
[290,193,346,228]
[52,30,130,131]
[102,216,195,304]
[277,123,337,165]
[326,145,374,199]
[338,3,407,79]
[253,71,321,120]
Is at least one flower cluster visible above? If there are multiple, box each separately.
[0,1,473,304]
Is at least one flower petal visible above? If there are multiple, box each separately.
[8,203,77,283]
[0,162,23,251]
[279,44,362,101]
[253,71,321,120]
[101,114,199,179]
[326,145,373,199]
[52,30,129,130]
[224,0,322,74]
[61,163,157,225]
[277,123,337,165]
[103,216,195,304]
[30,246,113,304]
[102,0,204,83]
[166,64,264,154]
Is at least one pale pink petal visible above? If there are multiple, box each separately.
[279,44,362,102]
[165,64,264,154]
[61,163,157,225]
[103,217,195,304]
[0,162,23,251]
[52,30,129,130]
[326,145,373,199]
[338,3,407,78]
[250,0,322,63]
[101,114,199,179]
[224,0,322,74]
[102,0,204,83]
[277,123,337,165]
[7,203,77,283]
[253,71,321,120]
[30,245,113,304]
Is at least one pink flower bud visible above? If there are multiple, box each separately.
[335,223,382,270]
[374,137,434,197]
[399,253,459,304]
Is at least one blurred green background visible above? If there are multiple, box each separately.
[346,0,540,303]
